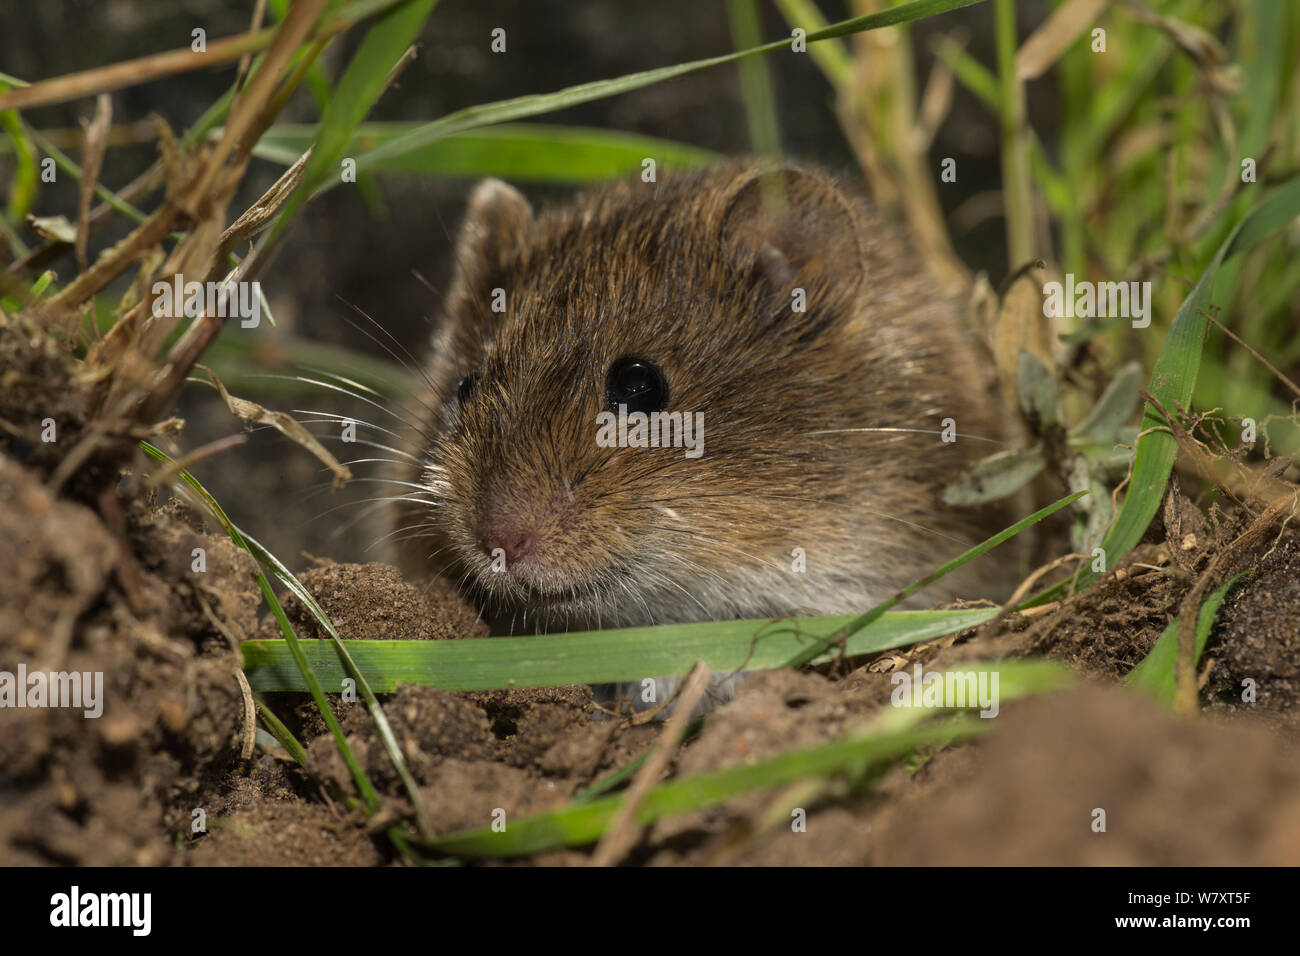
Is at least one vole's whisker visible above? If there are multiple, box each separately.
[807,426,1006,444]
[327,457,403,468]
[333,296,442,400]
[653,526,785,574]
[648,569,710,618]
[298,478,435,509]
[297,365,390,401]
[861,508,969,545]
[615,575,656,626]
[639,557,733,611]
[300,362,441,430]
[308,493,439,524]
[410,268,443,301]
[334,457,408,468]
[379,522,441,543]
[291,410,405,441]
[415,541,457,563]
[253,373,423,432]
[364,522,441,553]
[344,476,437,493]
[343,439,422,463]
[324,495,429,540]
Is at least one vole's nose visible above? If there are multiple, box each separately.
[477,523,537,564]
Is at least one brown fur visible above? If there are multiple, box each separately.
[395,160,1019,632]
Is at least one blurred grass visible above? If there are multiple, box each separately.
[414,658,1073,858]
[250,122,720,182]
[728,0,783,159]
[1127,573,1244,705]
[270,0,439,239]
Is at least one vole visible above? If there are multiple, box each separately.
[392,160,1021,696]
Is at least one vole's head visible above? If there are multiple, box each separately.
[397,162,978,628]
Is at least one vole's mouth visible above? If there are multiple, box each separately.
[510,575,616,609]
[515,580,584,606]
[476,580,604,630]
[467,554,634,619]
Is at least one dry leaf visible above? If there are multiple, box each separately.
[75,94,113,274]
[991,274,1055,412]
[1017,0,1109,81]
[200,365,352,488]
[26,215,77,243]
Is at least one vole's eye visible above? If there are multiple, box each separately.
[606,357,667,414]
[456,371,481,405]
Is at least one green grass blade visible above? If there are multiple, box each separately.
[203,326,416,397]
[928,38,1070,214]
[241,528,433,834]
[254,698,311,767]
[253,122,719,182]
[773,0,852,86]
[0,102,37,224]
[784,489,1086,669]
[414,658,1071,858]
[269,0,335,111]
[421,719,981,857]
[1125,575,1245,706]
[138,441,383,812]
[242,607,1001,693]
[349,0,986,178]
[728,0,782,158]
[572,719,703,804]
[272,0,440,238]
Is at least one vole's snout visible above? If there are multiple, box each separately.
[476,519,538,564]
[471,484,581,581]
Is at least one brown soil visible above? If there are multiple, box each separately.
[3,320,1300,866]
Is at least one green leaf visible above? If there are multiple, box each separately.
[1070,360,1143,448]
[138,441,383,813]
[1068,456,1113,553]
[422,718,982,857]
[1016,349,1059,428]
[1126,575,1245,706]
[244,493,1083,694]
[242,528,434,834]
[0,94,37,224]
[943,446,1047,506]
[728,0,782,158]
[772,0,852,86]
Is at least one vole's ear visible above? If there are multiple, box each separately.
[448,178,534,307]
[719,165,863,323]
